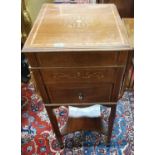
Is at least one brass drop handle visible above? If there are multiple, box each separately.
[78,92,84,100]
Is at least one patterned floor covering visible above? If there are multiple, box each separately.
[21,82,134,155]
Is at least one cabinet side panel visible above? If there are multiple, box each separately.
[31,70,50,103]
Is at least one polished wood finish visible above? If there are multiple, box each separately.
[22,4,131,52]
[28,53,126,103]
[33,52,122,67]
[32,70,50,103]
[41,68,118,83]
[46,106,64,148]
[22,4,131,147]
[46,83,113,103]
[98,0,134,18]
[45,102,117,107]
[28,51,128,67]
[122,18,134,91]
[123,18,134,49]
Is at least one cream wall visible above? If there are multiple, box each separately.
[25,0,52,24]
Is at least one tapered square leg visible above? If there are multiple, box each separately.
[107,104,116,146]
[45,106,64,148]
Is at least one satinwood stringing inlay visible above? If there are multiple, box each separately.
[23,4,131,51]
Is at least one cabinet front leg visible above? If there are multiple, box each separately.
[45,106,64,148]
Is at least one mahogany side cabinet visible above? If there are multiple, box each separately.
[22,4,132,147]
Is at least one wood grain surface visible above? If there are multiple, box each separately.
[122,18,134,49]
[22,4,131,52]
[22,4,132,147]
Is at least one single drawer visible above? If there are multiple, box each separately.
[46,83,113,103]
[40,68,119,84]
[35,52,119,67]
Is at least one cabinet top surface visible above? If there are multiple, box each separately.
[22,4,131,52]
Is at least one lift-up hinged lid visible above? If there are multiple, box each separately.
[22,4,131,52]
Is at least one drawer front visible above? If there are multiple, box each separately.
[35,52,123,67]
[26,51,128,68]
[40,68,119,84]
[46,83,113,103]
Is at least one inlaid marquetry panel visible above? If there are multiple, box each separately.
[39,68,123,84]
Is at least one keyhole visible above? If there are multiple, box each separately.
[78,92,84,100]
